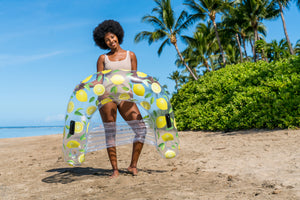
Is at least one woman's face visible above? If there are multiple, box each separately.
[104,32,119,49]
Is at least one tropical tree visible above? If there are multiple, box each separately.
[221,7,244,63]
[266,39,290,61]
[273,0,294,55]
[179,22,219,72]
[294,39,300,55]
[238,0,279,61]
[134,0,198,80]
[184,0,230,67]
[168,71,181,91]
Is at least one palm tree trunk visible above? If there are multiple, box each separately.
[252,26,258,62]
[235,33,243,62]
[212,19,226,67]
[261,48,268,63]
[173,42,198,81]
[203,60,211,72]
[278,2,294,55]
[241,36,248,60]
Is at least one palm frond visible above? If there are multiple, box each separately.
[158,38,171,55]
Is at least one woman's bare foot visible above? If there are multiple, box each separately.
[127,166,138,176]
[110,169,119,178]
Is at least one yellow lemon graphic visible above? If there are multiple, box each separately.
[140,101,151,110]
[67,101,74,113]
[119,93,130,100]
[156,98,168,110]
[68,161,75,166]
[101,98,112,105]
[102,70,111,74]
[75,122,84,133]
[137,71,147,77]
[86,106,97,115]
[111,74,125,85]
[174,119,177,129]
[156,116,166,128]
[76,90,88,102]
[82,75,93,83]
[133,84,145,96]
[165,150,176,159]
[78,154,85,163]
[93,84,105,96]
[66,140,80,148]
[161,133,174,141]
[86,122,90,133]
[151,83,161,94]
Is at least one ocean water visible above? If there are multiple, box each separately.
[0,126,64,139]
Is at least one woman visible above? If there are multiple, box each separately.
[93,20,145,178]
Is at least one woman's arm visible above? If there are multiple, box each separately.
[130,51,137,71]
[97,54,105,72]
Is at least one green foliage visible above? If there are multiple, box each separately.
[171,56,300,131]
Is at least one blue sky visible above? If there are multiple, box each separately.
[0,0,299,127]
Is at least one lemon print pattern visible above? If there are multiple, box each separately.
[133,84,145,96]
[75,122,84,133]
[93,84,105,96]
[66,140,80,148]
[119,93,131,100]
[165,150,176,159]
[78,154,85,163]
[63,70,179,166]
[156,98,168,110]
[67,101,74,113]
[82,75,93,83]
[161,133,174,141]
[137,71,147,78]
[86,106,97,115]
[76,90,88,102]
[111,74,125,85]
[101,98,112,105]
[140,101,151,110]
[102,69,111,74]
[156,116,166,128]
[151,83,161,94]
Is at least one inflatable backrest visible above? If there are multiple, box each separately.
[62,70,179,166]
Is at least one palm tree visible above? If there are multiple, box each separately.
[238,0,279,61]
[273,0,294,55]
[134,0,198,80]
[269,39,290,61]
[294,39,300,55]
[168,71,181,92]
[184,0,229,67]
[222,7,244,63]
[180,22,219,72]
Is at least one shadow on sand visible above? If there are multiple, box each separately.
[42,167,167,184]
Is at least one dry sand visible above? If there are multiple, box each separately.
[0,129,299,200]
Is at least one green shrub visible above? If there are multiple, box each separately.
[171,56,300,131]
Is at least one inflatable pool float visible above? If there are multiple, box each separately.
[62,69,179,166]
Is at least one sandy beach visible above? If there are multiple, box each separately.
[0,129,299,200]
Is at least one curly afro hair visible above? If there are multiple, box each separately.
[93,20,124,50]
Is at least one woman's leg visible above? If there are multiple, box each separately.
[99,102,119,178]
[118,101,146,175]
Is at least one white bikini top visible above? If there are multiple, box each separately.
[104,51,131,71]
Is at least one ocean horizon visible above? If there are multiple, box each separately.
[0,126,64,139]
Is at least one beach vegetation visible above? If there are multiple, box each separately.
[171,56,300,131]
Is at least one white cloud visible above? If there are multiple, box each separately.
[0,51,64,67]
[45,113,65,122]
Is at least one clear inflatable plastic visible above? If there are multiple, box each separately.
[62,69,179,166]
